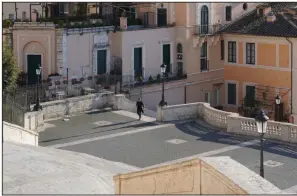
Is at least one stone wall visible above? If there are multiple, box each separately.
[3,121,39,146]
[113,94,156,118]
[114,157,280,194]
[157,102,297,144]
[41,92,114,120]
[24,111,44,131]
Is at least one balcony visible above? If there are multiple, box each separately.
[200,59,209,72]
[193,24,222,36]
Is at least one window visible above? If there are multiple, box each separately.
[227,83,236,105]
[200,5,209,34]
[228,41,236,63]
[243,3,248,10]
[205,92,210,103]
[177,43,183,53]
[214,88,220,106]
[258,8,264,17]
[22,11,27,20]
[245,85,256,107]
[200,42,208,71]
[226,6,232,21]
[9,14,14,20]
[220,40,225,60]
[246,43,255,64]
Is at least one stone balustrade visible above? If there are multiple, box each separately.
[157,102,297,144]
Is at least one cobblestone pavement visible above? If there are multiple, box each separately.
[39,110,297,191]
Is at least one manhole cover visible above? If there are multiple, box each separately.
[93,121,112,126]
[264,160,284,168]
[166,139,188,144]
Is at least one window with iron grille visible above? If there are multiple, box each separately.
[246,43,255,64]
[200,42,208,71]
[226,6,232,21]
[228,41,236,63]
[221,40,224,60]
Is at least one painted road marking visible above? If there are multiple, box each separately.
[143,139,260,169]
[112,110,156,122]
[166,139,188,144]
[48,123,174,149]
[93,121,112,126]
[264,160,284,168]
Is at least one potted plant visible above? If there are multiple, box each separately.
[55,80,61,86]
[80,77,84,82]
[87,76,93,80]
[71,78,77,85]
[156,74,161,81]
[148,75,153,84]
[214,105,223,110]
[63,80,68,84]
[49,72,62,81]
[104,85,111,90]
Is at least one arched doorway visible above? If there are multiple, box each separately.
[200,5,209,34]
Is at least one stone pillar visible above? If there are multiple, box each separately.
[113,94,125,110]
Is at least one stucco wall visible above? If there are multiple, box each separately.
[119,27,176,79]
[223,34,292,111]
[3,121,39,146]
[114,157,280,194]
[12,27,56,79]
[66,31,113,78]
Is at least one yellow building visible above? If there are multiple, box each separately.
[218,3,297,120]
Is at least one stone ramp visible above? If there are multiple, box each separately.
[3,142,139,194]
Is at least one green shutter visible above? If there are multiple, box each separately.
[134,47,142,78]
[97,50,107,74]
[162,44,171,73]
[27,55,42,85]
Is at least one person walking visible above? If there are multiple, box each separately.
[136,98,144,120]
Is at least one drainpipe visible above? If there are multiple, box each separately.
[286,37,293,115]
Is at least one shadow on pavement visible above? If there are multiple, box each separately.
[175,121,297,159]
[39,121,155,144]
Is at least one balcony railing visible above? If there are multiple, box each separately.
[193,24,222,36]
[200,59,209,72]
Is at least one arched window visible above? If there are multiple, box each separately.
[177,43,183,53]
[200,5,209,34]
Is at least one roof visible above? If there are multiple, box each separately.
[3,142,139,194]
[218,3,297,37]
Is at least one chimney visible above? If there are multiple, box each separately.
[120,17,127,30]
[267,15,276,23]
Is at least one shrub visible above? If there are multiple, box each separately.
[148,75,153,83]
[3,19,12,28]
[137,76,143,83]
[63,80,68,84]
[156,74,161,81]
[55,81,61,85]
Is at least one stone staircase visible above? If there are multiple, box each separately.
[3,141,139,194]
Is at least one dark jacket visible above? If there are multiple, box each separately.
[136,101,144,113]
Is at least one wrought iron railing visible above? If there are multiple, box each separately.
[200,59,209,72]
[193,24,222,36]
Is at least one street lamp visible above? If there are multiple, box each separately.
[254,109,269,178]
[33,65,42,111]
[159,63,167,107]
[275,94,281,121]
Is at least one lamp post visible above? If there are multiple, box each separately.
[275,94,281,121]
[159,63,167,107]
[33,65,42,111]
[254,109,269,178]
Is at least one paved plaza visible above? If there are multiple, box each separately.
[39,110,297,192]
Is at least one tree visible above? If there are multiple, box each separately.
[3,41,20,93]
